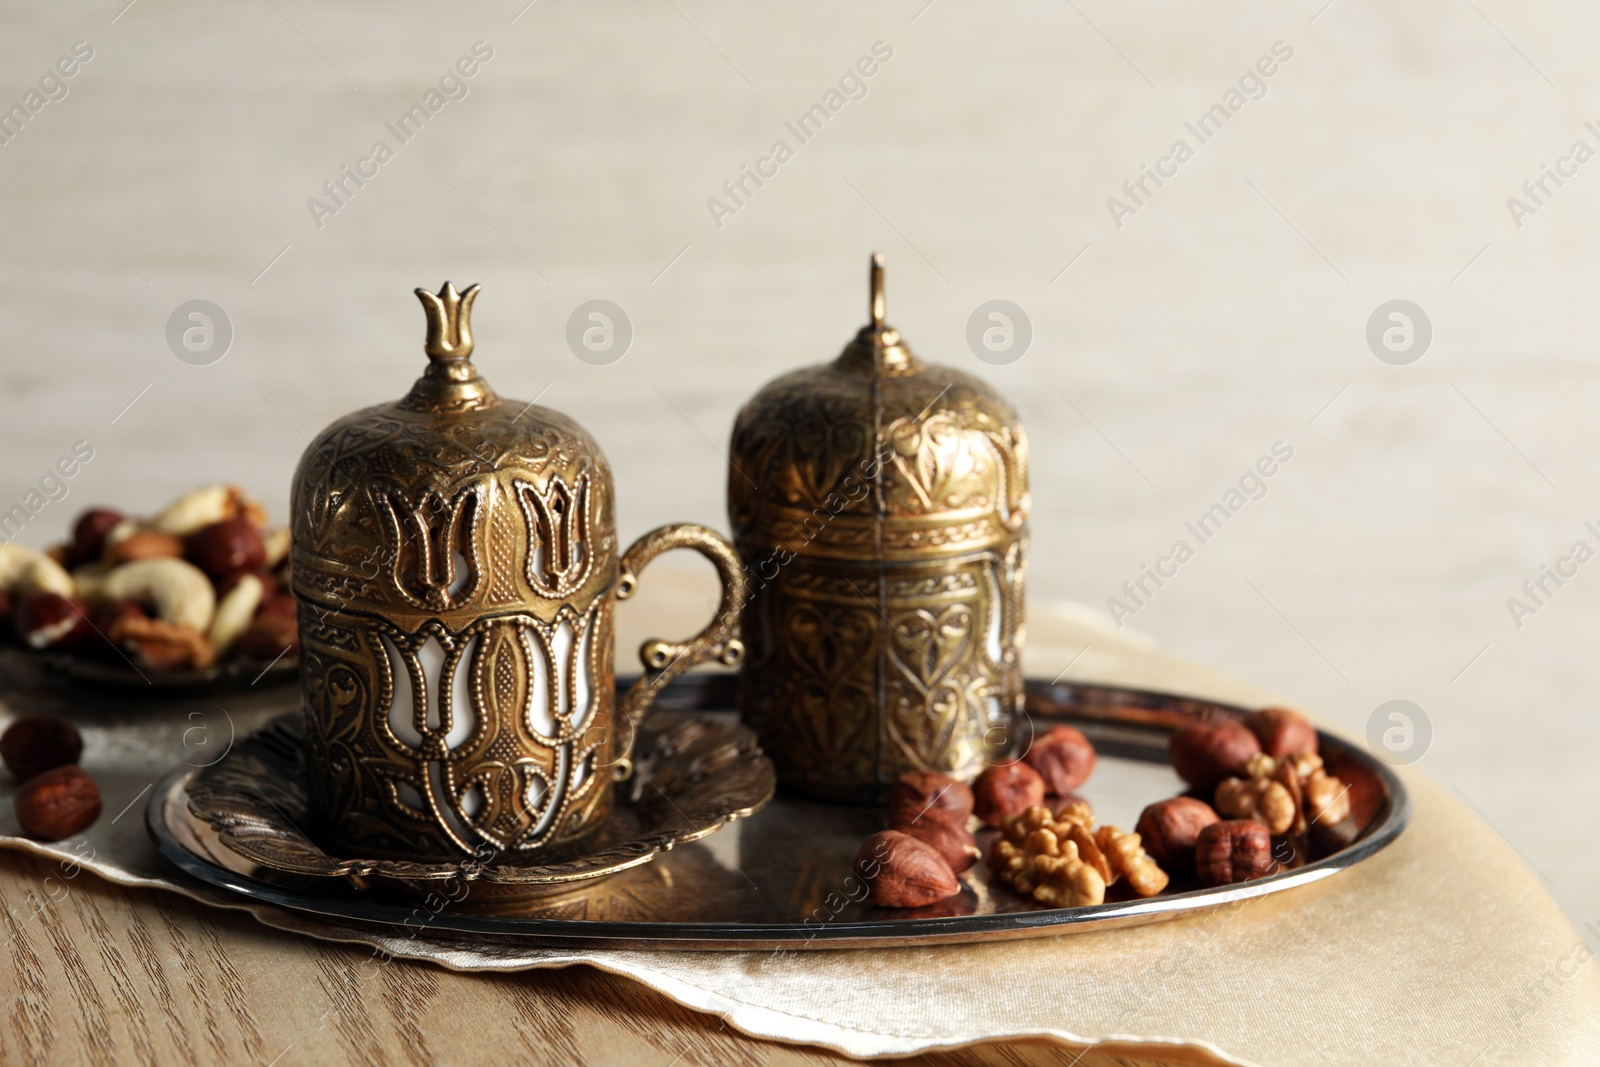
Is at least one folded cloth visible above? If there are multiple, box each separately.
[577,587,1600,1064]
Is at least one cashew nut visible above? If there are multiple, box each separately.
[0,543,76,598]
[98,558,215,631]
[208,574,263,654]
[262,527,291,569]
[70,561,111,601]
[149,484,265,536]
[103,518,141,549]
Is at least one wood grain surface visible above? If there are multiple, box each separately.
[0,848,1225,1067]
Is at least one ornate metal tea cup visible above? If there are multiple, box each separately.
[289,283,745,862]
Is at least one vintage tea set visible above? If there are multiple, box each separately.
[125,255,1406,944]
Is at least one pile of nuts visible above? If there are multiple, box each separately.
[973,724,1096,826]
[854,705,1347,912]
[854,724,1105,909]
[855,769,980,908]
[0,485,297,673]
[2,715,101,841]
[1143,705,1350,886]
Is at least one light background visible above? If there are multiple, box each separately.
[1,1,1595,927]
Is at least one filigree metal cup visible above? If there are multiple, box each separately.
[289,283,746,862]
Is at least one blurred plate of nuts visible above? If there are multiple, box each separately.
[0,484,300,693]
[144,675,1408,949]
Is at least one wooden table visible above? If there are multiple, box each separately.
[0,849,1218,1066]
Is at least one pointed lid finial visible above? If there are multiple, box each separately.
[399,281,499,412]
[835,253,922,377]
[416,281,480,363]
[869,252,885,329]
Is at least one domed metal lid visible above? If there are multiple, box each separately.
[289,283,614,630]
[729,255,1028,562]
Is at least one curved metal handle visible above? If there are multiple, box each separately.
[612,523,746,779]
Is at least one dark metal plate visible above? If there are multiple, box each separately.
[5,646,299,692]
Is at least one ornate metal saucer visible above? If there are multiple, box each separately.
[164,700,776,902]
[148,676,1408,947]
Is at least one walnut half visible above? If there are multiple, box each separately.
[1215,774,1297,834]
[1094,825,1169,897]
[990,806,1107,907]
[1217,751,1350,832]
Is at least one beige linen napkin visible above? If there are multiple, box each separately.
[586,579,1600,1064]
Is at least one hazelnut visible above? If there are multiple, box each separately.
[235,612,299,660]
[1245,707,1318,758]
[105,529,184,566]
[68,508,124,567]
[972,761,1046,827]
[886,769,973,829]
[1,716,84,782]
[1194,820,1275,886]
[1023,725,1096,794]
[256,591,297,622]
[185,518,266,583]
[1169,719,1261,790]
[14,764,101,841]
[79,600,142,661]
[855,830,960,908]
[12,593,92,651]
[1135,796,1220,874]
[894,817,980,873]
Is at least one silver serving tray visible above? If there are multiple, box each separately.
[144,676,1409,949]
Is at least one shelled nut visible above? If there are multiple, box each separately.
[1169,719,1262,790]
[1135,796,1220,874]
[1,716,84,782]
[855,830,960,908]
[972,761,1045,827]
[14,765,101,842]
[1244,707,1318,758]
[1194,819,1275,886]
[1023,725,1096,795]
